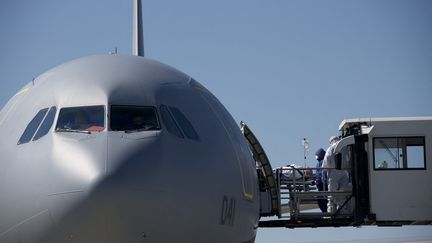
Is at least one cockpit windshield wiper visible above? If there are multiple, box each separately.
[124,128,151,133]
[56,128,91,134]
[123,124,158,133]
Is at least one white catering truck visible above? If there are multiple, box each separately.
[247,116,432,228]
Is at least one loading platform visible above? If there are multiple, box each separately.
[258,165,361,228]
[241,121,432,229]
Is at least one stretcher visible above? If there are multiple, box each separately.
[273,165,317,192]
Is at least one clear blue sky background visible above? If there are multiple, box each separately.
[1,0,431,242]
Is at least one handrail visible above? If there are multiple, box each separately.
[274,166,354,220]
[241,122,279,216]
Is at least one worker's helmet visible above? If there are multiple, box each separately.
[315,148,326,161]
[329,136,339,144]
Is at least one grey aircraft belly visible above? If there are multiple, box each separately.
[0,1,260,243]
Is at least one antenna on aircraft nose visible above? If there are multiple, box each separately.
[132,0,144,57]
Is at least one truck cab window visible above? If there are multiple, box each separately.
[373,137,426,170]
[110,105,160,132]
[56,105,105,132]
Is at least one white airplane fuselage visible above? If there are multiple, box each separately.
[0,55,260,242]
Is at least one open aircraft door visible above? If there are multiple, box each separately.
[241,122,279,217]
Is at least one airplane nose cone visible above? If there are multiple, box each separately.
[47,127,257,242]
[103,131,167,242]
[45,131,162,242]
[106,131,161,180]
[51,132,107,191]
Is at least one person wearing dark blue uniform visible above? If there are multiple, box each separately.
[315,148,328,213]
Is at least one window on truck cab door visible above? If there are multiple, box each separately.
[373,137,426,170]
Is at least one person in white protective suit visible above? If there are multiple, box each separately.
[322,136,351,213]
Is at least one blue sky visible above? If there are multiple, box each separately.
[1,0,431,242]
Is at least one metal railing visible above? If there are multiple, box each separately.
[274,166,354,221]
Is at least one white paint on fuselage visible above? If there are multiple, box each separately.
[0,55,260,242]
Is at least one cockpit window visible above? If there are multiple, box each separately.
[159,105,199,140]
[56,105,105,133]
[18,108,49,145]
[33,106,57,141]
[110,105,160,132]
[160,105,184,138]
[168,106,199,140]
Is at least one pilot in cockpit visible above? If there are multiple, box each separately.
[57,106,104,132]
[131,115,145,129]
[128,114,157,131]
[72,112,88,130]
[60,112,88,130]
